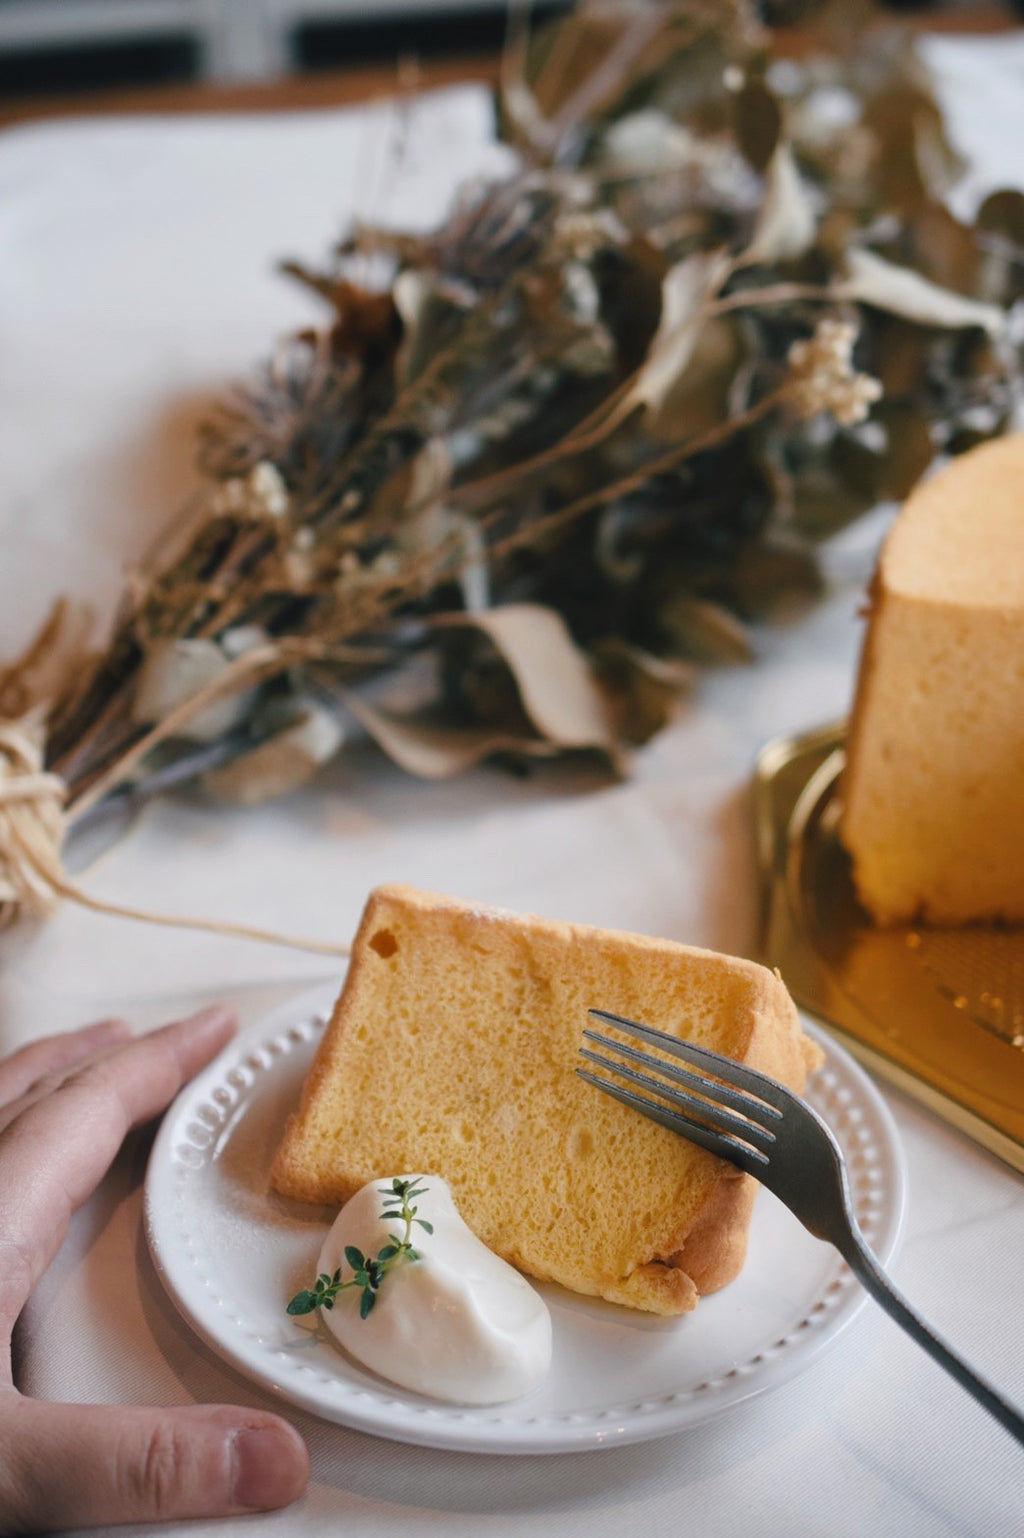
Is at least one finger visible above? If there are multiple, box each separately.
[3,1395,308,1531]
[0,1018,133,1109]
[0,1005,237,1314]
[0,1025,141,1139]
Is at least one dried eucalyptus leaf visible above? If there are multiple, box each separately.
[629,250,732,417]
[433,604,616,752]
[500,76,552,160]
[593,233,667,373]
[868,314,931,398]
[397,496,489,613]
[730,543,823,619]
[524,2,673,148]
[132,639,250,742]
[975,190,1024,306]
[401,437,454,522]
[0,598,93,720]
[791,465,875,539]
[339,691,558,780]
[861,82,965,214]
[908,202,980,299]
[840,248,1004,335]
[829,431,883,503]
[875,401,934,499]
[522,4,624,122]
[657,594,753,662]
[732,78,782,173]
[591,637,693,745]
[645,312,746,442]
[742,142,817,265]
[204,704,344,804]
[977,189,1024,247]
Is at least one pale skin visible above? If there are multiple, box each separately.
[0,1006,310,1532]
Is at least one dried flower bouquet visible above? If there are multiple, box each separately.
[1,0,1022,930]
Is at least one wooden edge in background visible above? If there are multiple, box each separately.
[0,6,1017,132]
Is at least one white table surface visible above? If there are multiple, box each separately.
[2,35,1023,1538]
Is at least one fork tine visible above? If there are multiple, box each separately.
[588,1008,790,1115]
[580,1035,777,1149]
[581,1027,779,1131]
[576,1068,768,1173]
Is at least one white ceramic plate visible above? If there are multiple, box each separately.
[144,984,906,1454]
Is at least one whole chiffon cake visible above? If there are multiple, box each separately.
[841,433,1024,926]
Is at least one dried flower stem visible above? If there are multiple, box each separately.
[485,385,787,562]
[711,282,840,316]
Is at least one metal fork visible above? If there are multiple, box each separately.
[579,1008,1024,1448]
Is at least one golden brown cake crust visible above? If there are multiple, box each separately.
[271,885,821,1315]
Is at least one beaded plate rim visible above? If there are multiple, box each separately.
[144,982,906,1455]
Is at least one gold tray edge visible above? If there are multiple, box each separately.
[752,718,847,951]
[798,1003,1024,1176]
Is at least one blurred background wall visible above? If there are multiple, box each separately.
[0,0,1011,106]
[0,0,569,98]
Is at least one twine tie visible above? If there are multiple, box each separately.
[0,718,348,957]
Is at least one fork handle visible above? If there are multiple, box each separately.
[839,1225,1024,1448]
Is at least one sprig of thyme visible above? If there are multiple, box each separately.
[287,1177,433,1320]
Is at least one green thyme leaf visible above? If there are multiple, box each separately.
[286,1290,319,1315]
[287,1181,431,1324]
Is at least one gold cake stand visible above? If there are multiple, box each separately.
[755,722,1024,1173]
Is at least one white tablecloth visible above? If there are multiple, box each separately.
[2,35,1023,1538]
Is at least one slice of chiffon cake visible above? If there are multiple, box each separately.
[271,884,822,1315]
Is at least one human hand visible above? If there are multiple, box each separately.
[0,1007,309,1533]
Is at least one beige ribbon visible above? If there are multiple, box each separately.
[0,720,350,958]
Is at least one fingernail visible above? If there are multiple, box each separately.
[231,1425,306,1511]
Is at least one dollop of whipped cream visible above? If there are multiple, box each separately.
[317,1174,552,1404]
